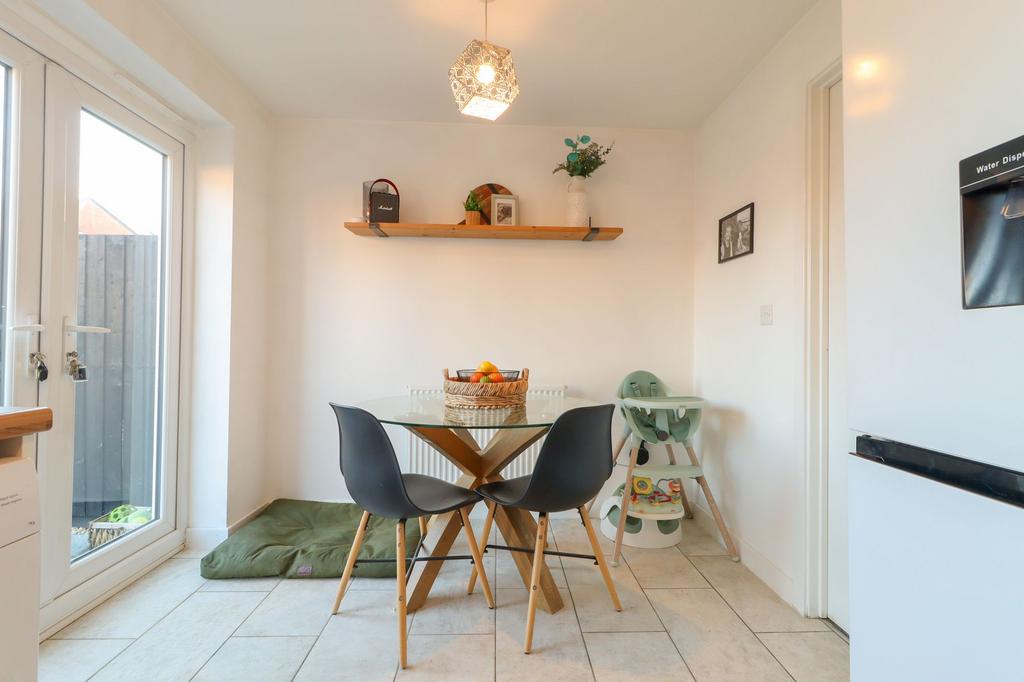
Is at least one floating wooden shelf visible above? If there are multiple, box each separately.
[344,222,622,242]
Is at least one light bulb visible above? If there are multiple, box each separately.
[476,63,496,84]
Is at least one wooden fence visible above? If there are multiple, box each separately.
[71,234,160,523]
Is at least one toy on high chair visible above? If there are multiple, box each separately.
[597,371,740,565]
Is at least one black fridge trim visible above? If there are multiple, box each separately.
[853,436,1024,510]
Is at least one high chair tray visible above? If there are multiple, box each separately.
[620,396,705,410]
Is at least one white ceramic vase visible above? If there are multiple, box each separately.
[567,176,589,227]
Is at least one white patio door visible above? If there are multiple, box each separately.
[0,32,45,418]
[37,64,184,602]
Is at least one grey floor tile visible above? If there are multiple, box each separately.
[410,558,496,635]
[563,557,663,632]
[397,634,494,681]
[174,546,208,559]
[551,518,612,557]
[38,638,133,682]
[759,632,849,682]
[294,591,397,681]
[690,557,828,633]
[495,548,568,589]
[200,576,282,592]
[42,542,846,682]
[194,636,316,681]
[495,589,592,681]
[652,589,791,682]
[676,519,728,557]
[623,546,710,589]
[53,558,205,639]
[91,591,265,682]
[585,632,695,682]
[236,579,336,637]
[347,575,397,591]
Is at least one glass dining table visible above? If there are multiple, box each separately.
[357,394,600,615]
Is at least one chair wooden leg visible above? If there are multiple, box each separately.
[396,519,408,669]
[664,445,694,519]
[459,508,495,608]
[683,442,740,561]
[419,516,428,537]
[578,506,621,611]
[612,445,640,566]
[467,501,496,595]
[524,512,549,654]
[586,433,629,513]
[332,510,370,614]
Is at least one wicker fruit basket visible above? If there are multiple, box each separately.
[443,368,529,409]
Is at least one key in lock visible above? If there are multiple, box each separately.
[65,351,88,382]
[29,352,48,382]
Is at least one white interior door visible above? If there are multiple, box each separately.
[38,64,184,602]
[826,80,851,632]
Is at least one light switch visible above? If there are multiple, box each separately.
[760,304,774,326]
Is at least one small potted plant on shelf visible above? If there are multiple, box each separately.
[464,191,484,225]
[553,134,613,227]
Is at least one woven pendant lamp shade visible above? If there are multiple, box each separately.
[448,39,519,120]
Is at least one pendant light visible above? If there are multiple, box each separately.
[448,0,519,121]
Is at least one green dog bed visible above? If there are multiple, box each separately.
[201,499,421,579]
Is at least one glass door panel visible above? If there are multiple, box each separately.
[70,111,166,560]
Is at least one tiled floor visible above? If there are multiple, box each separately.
[41,517,849,681]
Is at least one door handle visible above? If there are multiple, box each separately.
[10,324,44,333]
[62,316,111,360]
[64,323,111,334]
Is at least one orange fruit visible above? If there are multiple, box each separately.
[470,372,484,383]
[487,372,504,383]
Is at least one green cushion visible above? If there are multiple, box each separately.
[200,499,421,580]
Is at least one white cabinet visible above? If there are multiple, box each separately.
[0,456,41,682]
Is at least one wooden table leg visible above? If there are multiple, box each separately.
[492,503,563,614]
[403,424,564,614]
[405,509,463,612]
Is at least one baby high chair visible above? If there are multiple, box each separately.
[602,370,739,564]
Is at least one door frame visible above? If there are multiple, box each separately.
[803,58,843,620]
[0,11,198,634]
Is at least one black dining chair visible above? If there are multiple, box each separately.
[472,404,622,654]
[329,403,495,670]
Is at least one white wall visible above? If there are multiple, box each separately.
[842,0,1024,674]
[266,120,693,502]
[690,0,841,610]
[190,127,233,532]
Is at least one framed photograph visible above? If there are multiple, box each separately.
[718,202,754,263]
[491,194,518,226]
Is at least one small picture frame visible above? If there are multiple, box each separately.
[491,194,518,226]
[718,202,754,263]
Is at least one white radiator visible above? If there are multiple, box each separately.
[407,384,566,482]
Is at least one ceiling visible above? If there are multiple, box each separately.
[158,0,816,129]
